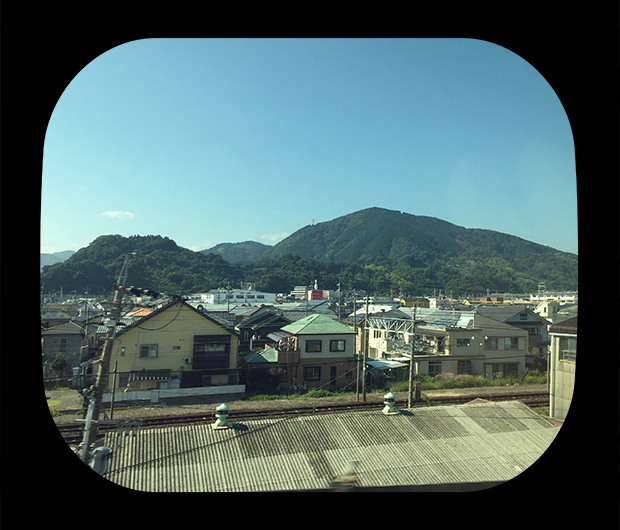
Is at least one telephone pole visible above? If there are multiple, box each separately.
[80,253,132,464]
[408,305,416,408]
[362,295,369,401]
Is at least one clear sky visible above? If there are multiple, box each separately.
[41,38,577,256]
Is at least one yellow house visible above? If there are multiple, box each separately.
[108,300,239,392]
[399,297,430,308]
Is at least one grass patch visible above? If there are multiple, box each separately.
[389,372,547,393]
[247,388,347,402]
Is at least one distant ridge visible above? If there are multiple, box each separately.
[40,250,76,270]
[257,207,574,263]
[40,208,577,295]
[201,241,271,264]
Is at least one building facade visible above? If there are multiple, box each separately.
[244,314,358,392]
[107,300,241,393]
[363,310,529,378]
[548,315,577,420]
[199,289,277,305]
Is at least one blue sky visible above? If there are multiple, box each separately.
[41,38,577,256]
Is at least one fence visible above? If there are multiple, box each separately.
[102,384,246,404]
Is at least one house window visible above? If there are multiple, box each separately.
[559,337,577,362]
[54,338,68,353]
[457,360,472,375]
[456,338,470,347]
[304,366,321,380]
[193,335,230,370]
[140,344,158,358]
[306,340,322,352]
[520,312,528,320]
[485,338,499,350]
[504,337,519,350]
[120,346,126,357]
[330,340,346,352]
[428,361,442,377]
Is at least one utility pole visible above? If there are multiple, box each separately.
[353,291,359,402]
[362,295,369,401]
[408,305,416,408]
[80,253,132,465]
[338,279,341,322]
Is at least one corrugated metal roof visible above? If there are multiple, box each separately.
[367,359,408,370]
[103,401,558,492]
[243,347,278,363]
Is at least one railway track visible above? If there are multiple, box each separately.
[57,391,550,445]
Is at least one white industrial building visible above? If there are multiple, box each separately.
[197,289,277,305]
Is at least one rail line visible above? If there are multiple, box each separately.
[57,391,550,445]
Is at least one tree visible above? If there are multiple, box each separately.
[50,352,68,374]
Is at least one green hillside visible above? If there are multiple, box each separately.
[40,235,244,295]
[39,209,578,296]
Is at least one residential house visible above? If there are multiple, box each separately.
[362,309,529,378]
[244,314,358,392]
[41,308,74,328]
[106,300,241,396]
[41,321,87,376]
[548,315,577,420]
[235,306,292,353]
[398,297,430,308]
[475,305,551,364]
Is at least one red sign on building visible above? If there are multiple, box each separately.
[309,290,323,300]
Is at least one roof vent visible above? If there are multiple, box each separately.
[212,403,231,430]
[382,392,400,415]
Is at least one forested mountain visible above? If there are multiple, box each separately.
[201,241,271,264]
[40,209,578,296]
[40,235,244,295]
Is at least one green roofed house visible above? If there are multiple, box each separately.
[244,314,358,393]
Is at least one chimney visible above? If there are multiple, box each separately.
[212,403,231,430]
[382,392,400,415]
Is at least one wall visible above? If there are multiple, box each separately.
[274,332,357,391]
[549,334,576,420]
[298,333,355,360]
[102,384,246,404]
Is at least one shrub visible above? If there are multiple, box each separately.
[453,374,476,382]
[304,389,334,399]
[434,372,454,381]
[388,380,410,393]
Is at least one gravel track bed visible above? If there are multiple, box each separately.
[52,384,547,426]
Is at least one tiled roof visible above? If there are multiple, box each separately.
[281,314,356,335]
[103,400,558,492]
[41,321,84,335]
[549,315,578,334]
[115,300,238,337]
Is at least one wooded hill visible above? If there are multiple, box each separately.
[40,208,577,296]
